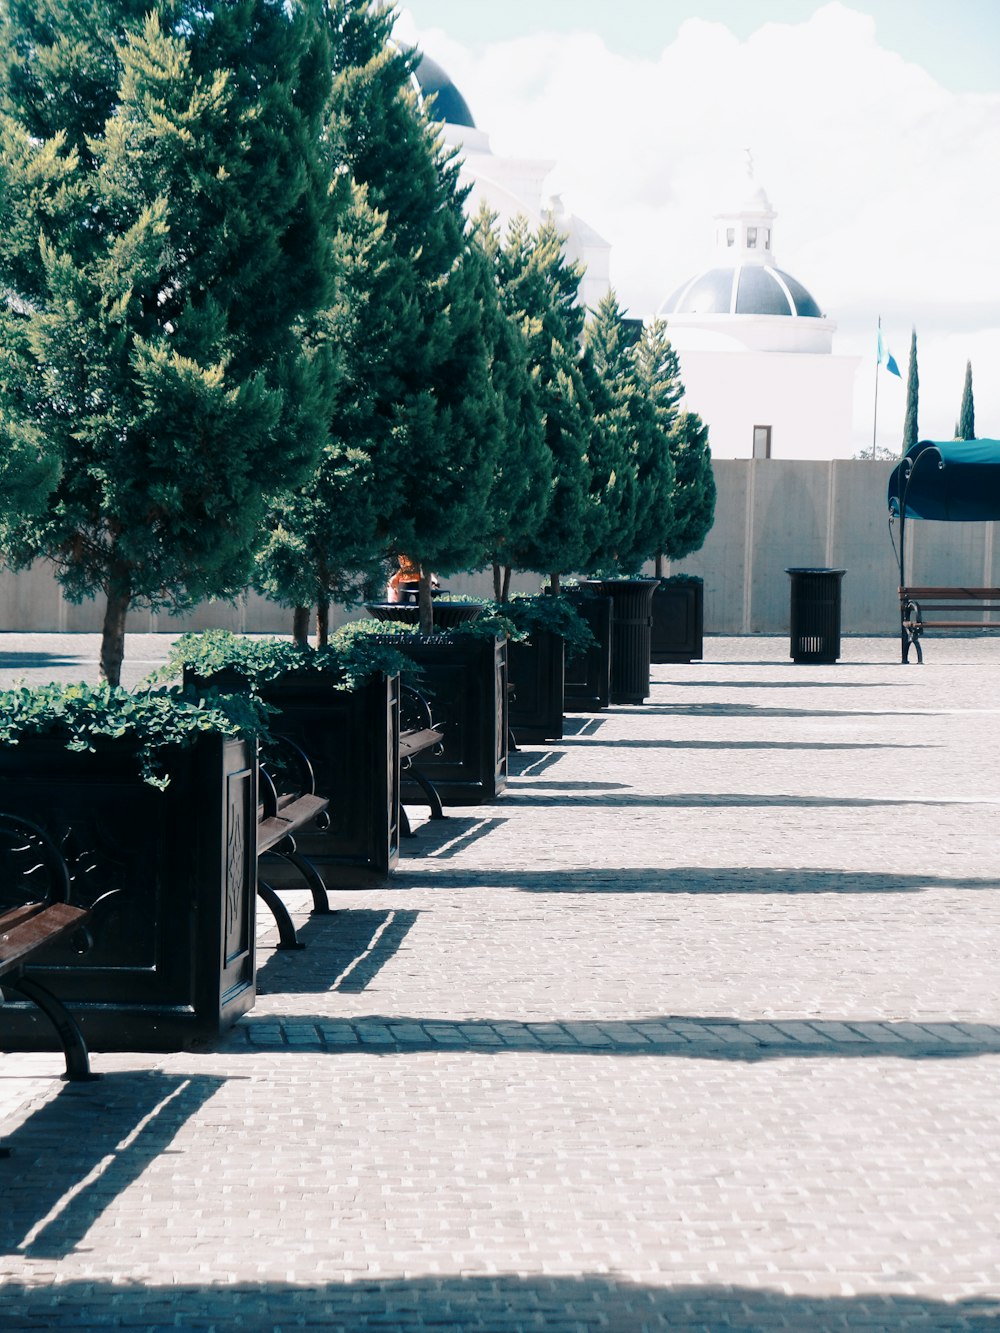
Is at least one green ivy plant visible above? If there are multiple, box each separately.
[156,625,417,694]
[498,594,596,656]
[0,682,269,789]
[658,574,703,586]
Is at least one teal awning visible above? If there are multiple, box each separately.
[888,439,1000,521]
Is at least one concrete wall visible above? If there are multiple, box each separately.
[3,459,998,636]
[666,458,1000,634]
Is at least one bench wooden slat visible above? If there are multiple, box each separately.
[0,902,90,976]
[256,793,329,856]
[902,586,1000,599]
[399,727,443,760]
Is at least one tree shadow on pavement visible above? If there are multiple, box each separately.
[0,1070,225,1259]
[1,1271,996,1330]
[233,1013,1000,1061]
[401,865,995,895]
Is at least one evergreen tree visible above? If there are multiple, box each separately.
[958,360,975,440]
[469,211,551,602]
[663,411,716,564]
[903,328,919,451]
[628,320,683,572]
[581,292,638,573]
[497,216,599,590]
[0,0,339,682]
[260,1,498,635]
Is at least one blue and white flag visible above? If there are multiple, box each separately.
[877,328,901,377]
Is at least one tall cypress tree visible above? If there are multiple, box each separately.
[469,210,551,602]
[581,292,637,573]
[497,216,599,591]
[260,0,499,635]
[957,360,975,440]
[903,328,920,451]
[663,411,716,564]
[627,320,683,573]
[0,0,339,682]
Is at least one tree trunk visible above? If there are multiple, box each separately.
[549,572,561,596]
[654,553,664,579]
[315,601,330,648]
[492,561,502,601]
[292,606,310,646]
[100,584,131,687]
[418,566,434,635]
[501,564,512,602]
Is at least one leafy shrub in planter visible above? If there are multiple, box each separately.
[0,681,267,788]
[159,625,416,695]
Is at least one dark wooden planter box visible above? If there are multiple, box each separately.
[581,579,658,705]
[365,602,483,631]
[508,629,565,743]
[0,733,256,1052]
[388,634,508,805]
[563,592,613,712]
[651,580,704,663]
[188,669,400,885]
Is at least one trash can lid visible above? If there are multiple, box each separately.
[784,567,846,575]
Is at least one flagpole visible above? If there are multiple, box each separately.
[872,315,881,454]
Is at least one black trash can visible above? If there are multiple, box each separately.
[785,568,846,663]
[581,578,658,704]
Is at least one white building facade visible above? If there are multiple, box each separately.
[411,53,611,314]
[658,182,859,460]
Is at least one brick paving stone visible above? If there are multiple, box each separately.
[2,635,1000,1330]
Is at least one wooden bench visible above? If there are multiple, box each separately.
[256,736,332,950]
[399,686,445,837]
[0,815,97,1155]
[900,586,1000,662]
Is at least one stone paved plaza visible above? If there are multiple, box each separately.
[1,633,999,1330]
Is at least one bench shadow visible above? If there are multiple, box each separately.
[507,749,564,777]
[561,715,606,735]
[255,908,419,996]
[234,1013,1000,1061]
[0,1070,225,1259]
[1,1274,996,1330]
[402,865,994,895]
[399,814,508,858]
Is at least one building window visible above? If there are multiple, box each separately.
[747,226,757,248]
[753,425,772,459]
[763,228,771,250]
[726,227,735,247]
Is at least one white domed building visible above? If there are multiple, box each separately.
[410,52,611,314]
[659,180,859,459]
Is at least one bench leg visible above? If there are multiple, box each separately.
[257,881,305,950]
[7,976,98,1083]
[408,766,446,821]
[271,848,331,915]
[400,804,415,839]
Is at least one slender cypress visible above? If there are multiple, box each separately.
[903,328,920,451]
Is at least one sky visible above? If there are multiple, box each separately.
[393,1,1000,456]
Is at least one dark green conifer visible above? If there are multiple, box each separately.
[903,329,920,451]
[958,360,975,440]
[0,0,339,682]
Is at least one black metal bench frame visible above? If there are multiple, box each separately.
[399,685,445,836]
[0,815,97,1156]
[900,586,1000,663]
[256,736,332,950]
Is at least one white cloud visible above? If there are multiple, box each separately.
[397,3,1000,449]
